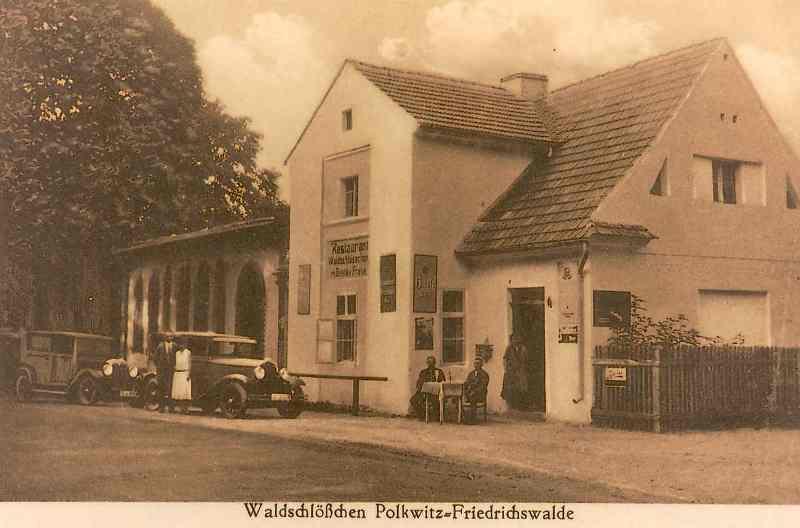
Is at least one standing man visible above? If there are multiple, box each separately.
[463,356,490,424]
[501,333,530,410]
[154,333,176,413]
[409,355,446,419]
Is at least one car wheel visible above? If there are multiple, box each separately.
[219,383,247,419]
[142,378,161,412]
[76,376,98,406]
[15,373,32,403]
[277,400,303,419]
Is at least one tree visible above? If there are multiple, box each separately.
[0,0,285,328]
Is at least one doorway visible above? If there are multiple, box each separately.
[235,263,266,355]
[509,288,546,412]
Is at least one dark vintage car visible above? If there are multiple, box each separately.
[134,332,305,419]
[14,330,116,405]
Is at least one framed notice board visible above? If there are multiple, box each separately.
[297,264,311,315]
[413,254,437,313]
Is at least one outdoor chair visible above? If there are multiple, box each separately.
[463,392,488,423]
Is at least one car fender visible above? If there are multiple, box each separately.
[16,364,37,385]
[210,374,250,397]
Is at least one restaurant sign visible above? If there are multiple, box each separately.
[327,236,368,279]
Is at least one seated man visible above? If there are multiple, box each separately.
[463,356,490,424]
[409,355,446,420]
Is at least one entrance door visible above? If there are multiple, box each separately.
[509,288,546,412]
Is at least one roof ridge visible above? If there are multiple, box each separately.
[550,37,726,96]
[348,59,510,94]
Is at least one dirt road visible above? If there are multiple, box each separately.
[0,398,661,502]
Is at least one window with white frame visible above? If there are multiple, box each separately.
[343,175,359,217]
[442,290,464,363]
[336,293,357,361]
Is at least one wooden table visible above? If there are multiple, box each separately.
[289,372,389,415]
[421,381,463,424]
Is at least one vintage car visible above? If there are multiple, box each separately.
[139,331,305,419]
[98,356,147,407]
[14,330,115,405]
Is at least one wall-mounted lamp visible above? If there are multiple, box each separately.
[546,296,553,308]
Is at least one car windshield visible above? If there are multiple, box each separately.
[213,340,260,359]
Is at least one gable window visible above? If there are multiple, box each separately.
[787,176,799,209]
[593,290,631,328]
[712,160,739,204]
[442,290,465,363]
[336,293,357,361]
[342,109,353,131]
[650,159,669,196]
[343,175,359,217]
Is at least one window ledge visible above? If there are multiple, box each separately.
[324,216,369,228]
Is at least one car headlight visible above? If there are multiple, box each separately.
[128,366,138,378]
[279,368,291,382]
[102,363,113,377]
[254,366,266,380]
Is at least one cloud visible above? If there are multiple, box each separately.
[736,44,800,153]
[390,0,659,87]
[378,37,414,62]
[197,12,335,177]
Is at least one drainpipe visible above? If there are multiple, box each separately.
[573,241,590,404]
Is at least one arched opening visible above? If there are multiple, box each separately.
[213,260,227,333]
[235,263,265,355]
[176,264,190,331]
[132,275,144,352]
[147,271,161,342]
[193,262,211,331]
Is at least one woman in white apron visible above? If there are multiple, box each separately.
[172,339,192,413]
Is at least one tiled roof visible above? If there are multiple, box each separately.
[458,38,725,255]
[350,60,553,143]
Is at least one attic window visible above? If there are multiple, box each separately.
[650,159,669,196]
[342,109,353,131]
[788,176,799,209]
[712,159,739,204]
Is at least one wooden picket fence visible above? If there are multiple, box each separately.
[592,344,800,432]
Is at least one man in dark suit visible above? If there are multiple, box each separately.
[409,355,446,419]
[464,356,490,424]
[154,333,176,413]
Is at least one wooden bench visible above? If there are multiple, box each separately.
[289,372,389,416]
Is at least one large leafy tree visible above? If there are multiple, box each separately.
[0,0,285,327]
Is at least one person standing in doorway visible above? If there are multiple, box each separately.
[501,333,530,410]
[172,337,192,414]
[154,333,176,413]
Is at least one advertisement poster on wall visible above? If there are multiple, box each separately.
[413,254,437,313]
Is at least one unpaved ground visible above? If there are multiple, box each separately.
[3,393,800,503]
[0,398,659,502]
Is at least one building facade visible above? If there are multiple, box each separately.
[116,218,288,370]
[286,38,800,422]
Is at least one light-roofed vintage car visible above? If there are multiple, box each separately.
[138,331,305,419]
[14,330,116,405]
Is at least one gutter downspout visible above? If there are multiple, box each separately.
[573,241,590,404]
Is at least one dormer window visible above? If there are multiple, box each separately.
[343,175,359,217]
[342,109,353,131]
[712,159,739,204]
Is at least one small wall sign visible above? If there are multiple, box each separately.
[604,366,628,387]
[413,254,437,313]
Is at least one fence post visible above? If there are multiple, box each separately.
[653,346,662,433]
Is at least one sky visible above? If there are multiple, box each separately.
[152,0,800,200]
